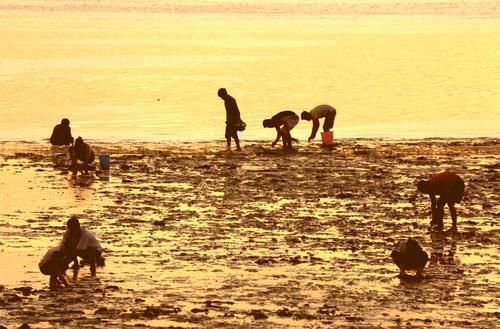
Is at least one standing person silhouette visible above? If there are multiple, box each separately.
[301,104,337,142]
[218,88,241,151]
[50,118,74,146]
[417,172,465,233]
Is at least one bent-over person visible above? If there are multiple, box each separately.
[263,110,299,149]
[417,172,464,233]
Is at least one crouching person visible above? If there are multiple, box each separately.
[63,215,105,277]
[391,238,429,279]
[69,136,95,174]
[39,245,69,290]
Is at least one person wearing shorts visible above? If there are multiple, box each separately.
[417,172,465,233]
[62,216,104,276]
[263,110,299,149]
[301,104,337,142]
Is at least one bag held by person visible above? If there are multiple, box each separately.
[237,120,247,132]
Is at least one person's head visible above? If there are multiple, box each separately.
[67,215,81,236]
[75,136,84,146]
[61,118,70,126]
[417,180,430,193]
[217,88,228,99]
[406,238,423,256]
[262,119,274,128]
[96,254,106,267]
[301,111,312,121]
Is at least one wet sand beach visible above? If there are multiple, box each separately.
[0,139,498,328]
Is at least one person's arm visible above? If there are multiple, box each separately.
[68,127,74,145]
[233,98,241,124]
[224,102,230,124]
[272,126,282,146]
[83,145,91,166]
[234,100,241,123]
[57,272,69,287]
[50,127,56,144]
[235,109,241,123]
[429,194,437,224]
[230,98,241,124]
[61,242,79,270]
[308,119,320,141]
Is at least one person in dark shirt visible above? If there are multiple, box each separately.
[218,88,241,151]
[69,137,95,174]
[263,110,299,149]
[417,172,465,233]
[391,238,429,279]
[50,118,74,146]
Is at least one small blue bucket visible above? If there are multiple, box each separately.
[99,155,110,170]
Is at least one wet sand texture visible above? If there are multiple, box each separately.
[0,139,498,328]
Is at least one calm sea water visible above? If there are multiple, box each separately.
[1,1,499,141]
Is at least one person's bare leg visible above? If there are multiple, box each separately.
[49,275,61,290]
[226,137,231,148]
[399,268,412,280]
[69,147,76,165]
[75,249,97,276]
[446,203,458,233]
[70,256,79,270]
[234,133,241,151]
[430,204,439,228]
[286,132,293,149]
[69,146,79,175]
[58,272,69,287]
[90,261,96,276]
[435,198,446,231]
[394,262,406,277]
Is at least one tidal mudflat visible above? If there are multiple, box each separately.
[0,139,498,328]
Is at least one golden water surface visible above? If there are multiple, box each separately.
[1,1,499,141]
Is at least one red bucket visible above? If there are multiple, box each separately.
[321,131,334,145]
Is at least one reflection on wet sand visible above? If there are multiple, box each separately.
[0,139,498,328]
[429,232,459,266]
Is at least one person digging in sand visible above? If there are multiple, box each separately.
[391,238,429,279]
[62,215,104,277]
[263,110,299,150]
[69,136,95,174]
[39,245,70,290]
[417,172,465,233]
[301,104,337,142]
